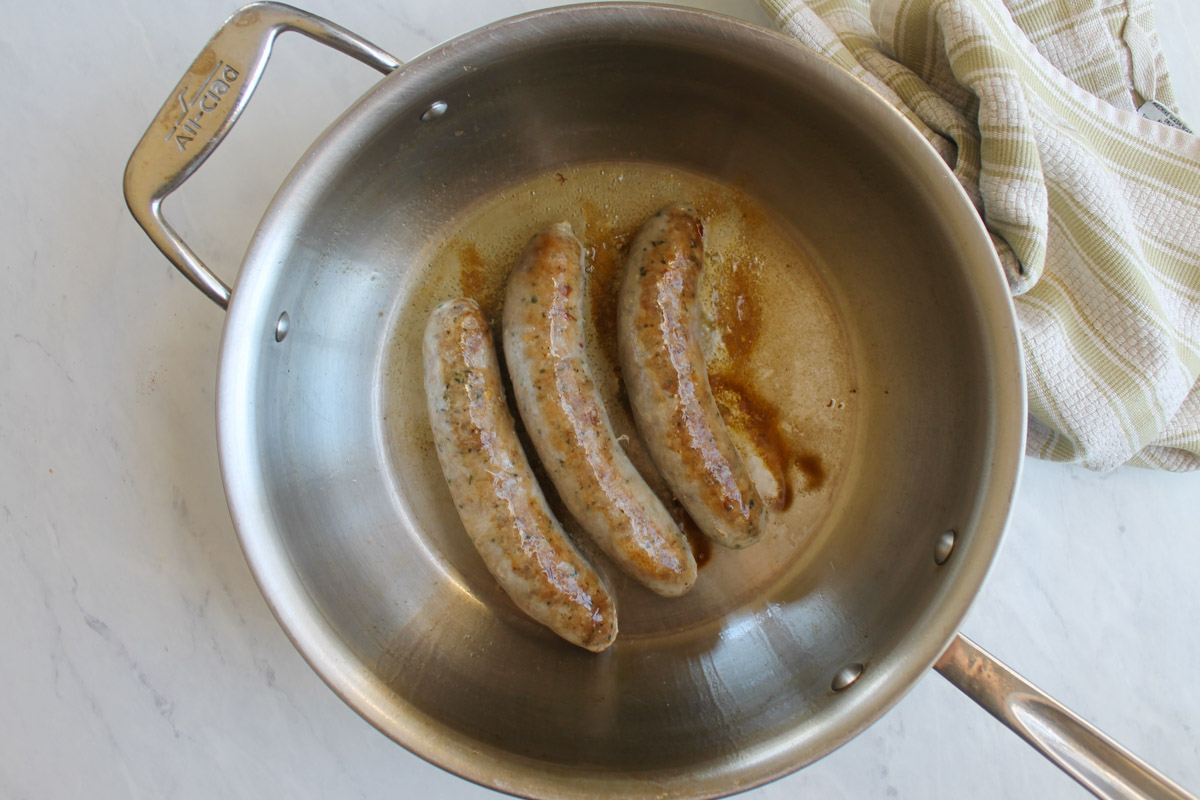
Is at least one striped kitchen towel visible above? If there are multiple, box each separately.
[760,0,1200,471]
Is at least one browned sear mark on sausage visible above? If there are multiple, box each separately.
[654,225,750,524]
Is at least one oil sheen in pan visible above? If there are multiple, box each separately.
[382,161,858,637]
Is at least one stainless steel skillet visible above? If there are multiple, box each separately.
[124,3,1194,798]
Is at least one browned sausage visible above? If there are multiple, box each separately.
[503,223,697,596]
[423,298,617,651]
[617,204,767,549]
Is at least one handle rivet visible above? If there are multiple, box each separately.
[934,529,957,565]
[832,663,864,692]
[420,101,448,121]
[275,311,290,342]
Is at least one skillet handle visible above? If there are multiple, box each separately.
[936,634,1196,800]
[122,2,400,310]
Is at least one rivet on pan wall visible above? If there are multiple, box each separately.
[934,529,957,566]
[275,311,290,343]
[420,101,449,121]
[831,663,865,692]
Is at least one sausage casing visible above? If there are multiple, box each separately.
[423,298,618,651]
[503,223,697,597]
[617,204,768,549]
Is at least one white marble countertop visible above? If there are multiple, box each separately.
[3,1,1198,798]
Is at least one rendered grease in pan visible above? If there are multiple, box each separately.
[382,162,859,632]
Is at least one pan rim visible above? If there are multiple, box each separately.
[214,3,1028,798]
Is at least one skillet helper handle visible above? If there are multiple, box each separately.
[936,634,1197,800]
[123,1,400,310]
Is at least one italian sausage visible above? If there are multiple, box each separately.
[423,298,618,652]
[503,223,697,597]
[617,204,767,549]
